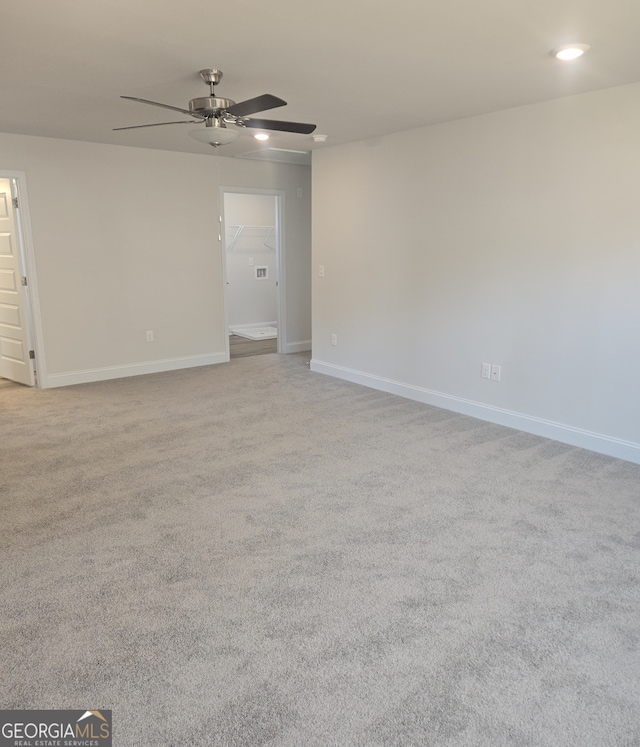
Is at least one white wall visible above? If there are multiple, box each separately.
[312,82,640,463]
[0,133,311,386]
[224,193,277,329]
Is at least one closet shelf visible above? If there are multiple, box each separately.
[226,225,276,251]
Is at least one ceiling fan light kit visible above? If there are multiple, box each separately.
[188,125,239,147]
[116,68,316,147]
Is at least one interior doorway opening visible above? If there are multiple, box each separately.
[221,189,284,359]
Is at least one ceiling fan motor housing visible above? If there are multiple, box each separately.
[189,97,236,116]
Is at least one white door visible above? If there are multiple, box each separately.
[0,177,35,385]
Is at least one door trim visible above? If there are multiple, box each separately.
[0,170,45,387]
[219,186,286,357]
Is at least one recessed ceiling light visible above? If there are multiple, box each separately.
[554,43,590,60]
[254,132,269,141]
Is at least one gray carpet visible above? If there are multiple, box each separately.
[1,354,639,746]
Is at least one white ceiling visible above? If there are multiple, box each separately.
[2,0,640,161]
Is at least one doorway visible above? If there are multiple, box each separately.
[221,189,284,359]
[0,174,38,386]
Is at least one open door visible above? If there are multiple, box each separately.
[0,177,35,386]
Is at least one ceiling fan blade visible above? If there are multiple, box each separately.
[242,118,317,135]
[121,95,201,118]
[113,121,195,131]
[225,94,286,117]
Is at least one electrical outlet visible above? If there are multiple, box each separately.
[481,363,491,379]
[146,330,154,342]
[331,333,337,346]
[491,364,501,382]
[319,265,325,278]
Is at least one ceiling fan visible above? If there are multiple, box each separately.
[114,69,316,146]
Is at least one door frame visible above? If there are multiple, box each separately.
[219,186,286,357]
[0,170,45,387]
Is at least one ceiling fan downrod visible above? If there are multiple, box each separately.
[199,69,223,97]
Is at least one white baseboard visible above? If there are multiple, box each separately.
[310,359,640,465]
[229,321,277,334]
[285,340,311,354]
[43,352,229,388]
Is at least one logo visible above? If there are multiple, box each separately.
[0,710,111,747]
